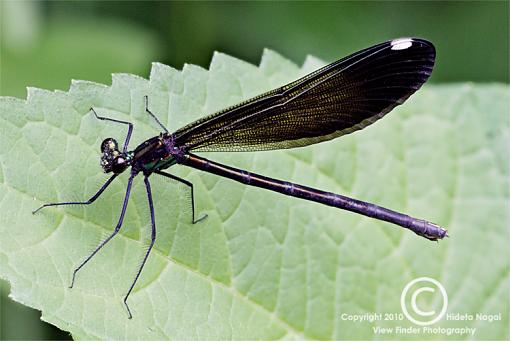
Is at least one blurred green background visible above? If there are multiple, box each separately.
[0,1,508,339]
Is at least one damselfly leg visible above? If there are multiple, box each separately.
[32,174,118,214]
[144,95,169,133]
[123,175,156,319]
[32,108,133,213]
[90,107,133,152]
[69,174,135,289]
[154,170,208,224]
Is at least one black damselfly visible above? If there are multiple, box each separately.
[33,37,447,318]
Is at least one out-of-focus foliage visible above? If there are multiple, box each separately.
[1,1,509,100]
[0,1,508,340]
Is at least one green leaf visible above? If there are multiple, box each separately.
[0,50,508,340]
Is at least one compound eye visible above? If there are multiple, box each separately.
[101,138,118,152]
[115,157,125,166]
[111,156,127,173]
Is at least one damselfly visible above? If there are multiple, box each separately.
[34,38,447,318]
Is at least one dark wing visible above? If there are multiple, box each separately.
[173,38,435,152]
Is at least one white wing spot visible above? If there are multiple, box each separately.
[391,38,414,50]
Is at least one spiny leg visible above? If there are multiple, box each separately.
[90,107,133,152]
[123,175,156,319]
[32,174,118,214]
[154,170,207,224]
[69,174,135,289]
[34,107,133,214]
[144,95,169,133]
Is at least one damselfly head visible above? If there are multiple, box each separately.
[100,138,129,174]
